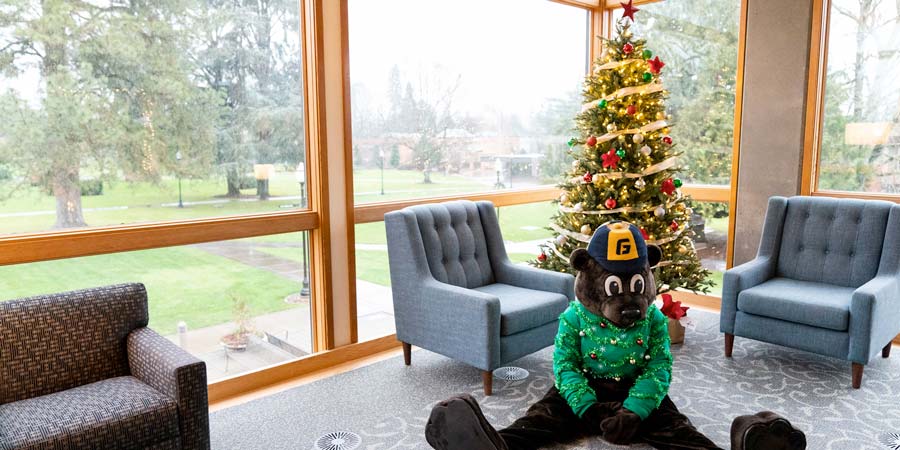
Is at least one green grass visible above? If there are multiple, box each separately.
[0,245,301,335]
[0,168,727,335]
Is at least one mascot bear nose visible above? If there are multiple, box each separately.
[621,309,641,320]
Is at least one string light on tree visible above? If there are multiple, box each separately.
[534,4,712,296]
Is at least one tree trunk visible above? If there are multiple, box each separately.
[226,166,242,197]
[852,0,874,119]
[52,167,87,229]
[423,168,432,184]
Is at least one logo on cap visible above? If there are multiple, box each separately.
[607,223,638,261]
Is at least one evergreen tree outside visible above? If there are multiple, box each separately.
[533,4,712,295]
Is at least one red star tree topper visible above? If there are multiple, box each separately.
[620,0,639,21]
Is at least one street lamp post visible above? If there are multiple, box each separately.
[494,158,504,189]
[295,163,310,297]
[175,151,184,208]
[379,148,386,195]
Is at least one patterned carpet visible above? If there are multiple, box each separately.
[210,310,900,450]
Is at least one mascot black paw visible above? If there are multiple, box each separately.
[425,221,806,450]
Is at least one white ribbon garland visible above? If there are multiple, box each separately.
[550,222,684,246]
[585,120,669,147]
[581,84,666,112]
[593,59,644,73]
[569,156,678,184]
[559,203,660,215]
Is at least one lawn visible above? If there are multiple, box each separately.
[0,168,727,335]
[0,245,301,335]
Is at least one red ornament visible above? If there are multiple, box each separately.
[590,352,598,360]
[636,338,644,345]
[660,293,690,321]
[583,172,593,183]
[640,227,649,240]
[647,56,666,74]
[622,43,634,54]
[599,322,607,329]
[661,178,676,195]
[537,252,547,262]
[662,135,673,145]
[670,221,679,231]
[586,135,598,147]
[601,149,621,169]
[605,198,617,209]
[626,104,637,115]
[620,0,640,21]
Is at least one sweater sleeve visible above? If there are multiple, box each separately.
[553,306,596,418]
[623,307,673,420]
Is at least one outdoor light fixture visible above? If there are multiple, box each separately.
[845,122,892,146]
[175,151,184,208]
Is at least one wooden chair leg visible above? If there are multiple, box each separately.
[883,342,893,358]
[402,342,411,366]
[852,363,863,389]
[482,370,493,396]
[724,333,734,358]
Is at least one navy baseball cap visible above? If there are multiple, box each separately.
[586,221,648,273]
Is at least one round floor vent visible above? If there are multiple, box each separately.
[493,366,530,381]
[315,431,361,450]
[880,433,900,450]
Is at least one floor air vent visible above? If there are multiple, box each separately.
[493,366,530,381]
[314,431,361,450]
[880,433,900,450]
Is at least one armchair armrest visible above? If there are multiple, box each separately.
[397,279,502,371]
[849,276,900,363]
[720,257,775,333]
[494,260,575,300]
[128,327,210,450]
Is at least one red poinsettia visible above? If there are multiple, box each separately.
[660,293,689,320]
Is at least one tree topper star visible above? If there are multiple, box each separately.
[647,56,666,74]
[620,0,640,21]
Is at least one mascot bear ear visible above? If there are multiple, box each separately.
[569,248,594,272]
[647,244,662,268]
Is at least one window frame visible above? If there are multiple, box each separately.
[802,0,900,202]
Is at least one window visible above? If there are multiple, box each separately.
[0,1,307,236]
[0,233,313,382]
[816,0,900,193]
[347,0,589,204]
[612,0,741,186]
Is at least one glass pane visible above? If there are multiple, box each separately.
[818,0,900,193]
[0,232,313,382]
[348,0,588,204]
[613,1,740,185]
[354,201,557,341]
[0,2,307,237]
[687,201,728,296]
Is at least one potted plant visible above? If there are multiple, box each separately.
[660,293,691,344]
[221,295,255,351]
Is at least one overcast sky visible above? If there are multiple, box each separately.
[346,0,589,119]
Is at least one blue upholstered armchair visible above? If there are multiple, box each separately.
[721,196,900,388]
[385,200,575,395]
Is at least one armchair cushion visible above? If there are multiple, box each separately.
[474,283,568,336]
[737,278,855,331]
[0,376,179,450]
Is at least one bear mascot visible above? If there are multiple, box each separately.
[424,221,806,450]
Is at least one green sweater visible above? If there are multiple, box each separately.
[553,301,673,420]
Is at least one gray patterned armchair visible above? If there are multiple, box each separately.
[386,200,575,395]
[0,283,210,450]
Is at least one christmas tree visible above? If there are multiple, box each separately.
[533,0,712,295]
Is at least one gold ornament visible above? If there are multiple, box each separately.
[580,224,592,235]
